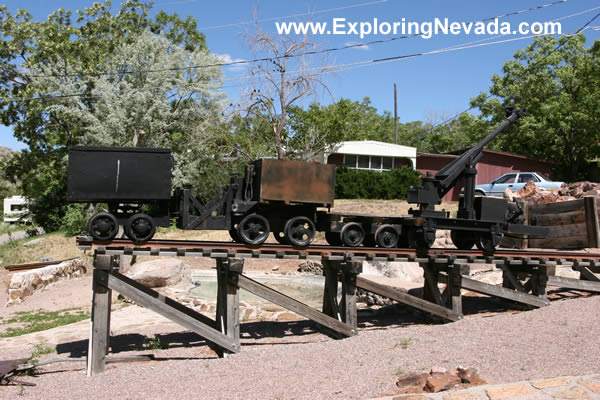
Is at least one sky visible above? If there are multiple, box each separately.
[1,0,599,150]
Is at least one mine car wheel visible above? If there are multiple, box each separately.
[88,212,119,241]
[375,225,399,248]
[476,232,503,253]
[237,214,270,246]
[407,228,435,250]
[450,230,476,250]
[325,231,343,246]
[125,213,156,243]
[341,222,365,247]
[274,231,289,245]
[285,216,316,247]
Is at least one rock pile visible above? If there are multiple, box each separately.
[396,366,485,394]
[7,258,86,304]
[504,181,600,205]
[558,181,600,199]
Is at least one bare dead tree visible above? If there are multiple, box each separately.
[244,17,332,160]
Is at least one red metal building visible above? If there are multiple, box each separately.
[417,149,557,201]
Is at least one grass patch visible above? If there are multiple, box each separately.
[0,308,90,338]
[144,334,169,350]
[395,337,413,350]
[31,341,54,359]
[0,232,86,267]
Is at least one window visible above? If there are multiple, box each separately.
[382,157,393,170]
[371,156,382,170]
[344,155,357,167]
[495,174,516,184]
[518,173,538,183]
[342,154,395,171]
[357,155,370,169]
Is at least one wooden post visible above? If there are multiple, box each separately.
[340,261,361,332]
[500,263,525,292]
[87,254,112,376]
[322,259,341,320]
[423,261,444,306]
[521,201,529,249]
[216,258,243,355]
[444,261,463,316]
[530,261,549,299]
[105,255,119,353]
[584,196,600,248]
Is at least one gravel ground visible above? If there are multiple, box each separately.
[1,294,599,399]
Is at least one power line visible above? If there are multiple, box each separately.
[25,0,570,80]
[196,0,389,30]
[8,6,598,103]
[2,31,565,103]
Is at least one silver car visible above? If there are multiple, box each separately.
[474,172,564,197]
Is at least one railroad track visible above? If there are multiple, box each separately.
[76,236,600,264]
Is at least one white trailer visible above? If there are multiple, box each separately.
[3,195,30,223]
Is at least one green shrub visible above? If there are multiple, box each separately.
[59,204,88,236]
[334,166,421,199]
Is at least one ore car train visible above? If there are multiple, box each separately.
[67,108,546,251]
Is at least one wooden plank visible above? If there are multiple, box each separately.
[533,210,586,226]
[572,265,600,282]
[548,275,600,293]
[529,199,584,215]
[5,256,80,272]
[529,235,588,249]
[87,256,111,376]
[584,196,600,248]
[499,265,526,292]
[356,276,461,322]
[536,222,588,239]
[237,274,355,337]
[104,271,237,353]
[452,275,550,307]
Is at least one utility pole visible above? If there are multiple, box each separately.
[394,83,398,144]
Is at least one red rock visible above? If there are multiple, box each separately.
[396,372,429,394]
[430,366,448,375]
[424,373,461,393]
[517,181,541,198]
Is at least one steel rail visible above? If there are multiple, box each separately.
[76,236,600,262]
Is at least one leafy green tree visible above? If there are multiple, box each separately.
[421,113,491,154]
[0,1,215,230]
[470,34,600,181]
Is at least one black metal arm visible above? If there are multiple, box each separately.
[407,108,526,215]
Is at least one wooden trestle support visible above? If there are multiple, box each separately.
[84,240,600,376]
